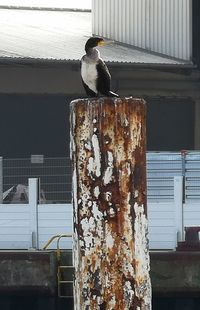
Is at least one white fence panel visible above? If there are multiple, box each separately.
[0,201,178,250]
[148,202,177,249]
[0,203,73,250]
[38,204,73,250]
[0,168,199,251]
[0,204,30,249]
[184,203,200,226]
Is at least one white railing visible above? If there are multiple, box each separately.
[0,179,72,250]
[0,177,200,250]
[148,176,183,250]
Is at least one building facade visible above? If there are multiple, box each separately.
[0,5,199,158]
[92,0,192,61]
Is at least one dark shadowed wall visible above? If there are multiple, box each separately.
[0,94,195,158]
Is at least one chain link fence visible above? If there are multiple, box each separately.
[2,156,71,204]
[0,152,200,204]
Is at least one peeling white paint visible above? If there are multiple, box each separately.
[134,203,152,309]
[87,156,95,177]
[80,189,90,208]
[92,134,101,177]
[108,207,115,218]
[109,295,116,309]
[92,201,103,222]
[134,190,139,198]
[87,134,102,178]
[124,281,134,308]
[87,200,92,207]
[70,108,76,161]
[125,162,131,176]
[106,232,114,248]
[105,191,112,201]
[84,141,92,151]
[103,151,114,185]
[123,260,134,276]
[124,117,129,127]
[93,186,100,198]
[80,215,101,250]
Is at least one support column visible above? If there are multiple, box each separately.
[29,178,39,250]
[194,98,200,150]
[174,176,184,242]
[71,97,151,310]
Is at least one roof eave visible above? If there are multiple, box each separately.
[0,56,196,70]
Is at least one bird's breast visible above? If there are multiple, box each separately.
[81,60,98,94]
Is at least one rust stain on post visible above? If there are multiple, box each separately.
[70,97,151,310]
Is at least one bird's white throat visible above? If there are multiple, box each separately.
[81,47,101,94]
[81,59,98,94]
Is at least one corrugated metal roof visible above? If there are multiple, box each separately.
[0,8,193,65]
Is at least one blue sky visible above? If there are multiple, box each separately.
[0,0,91,9]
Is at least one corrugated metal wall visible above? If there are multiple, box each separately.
[92,0,192,61]
[147,151,200,202]
[147,152,182,201]
[185,152,200,200]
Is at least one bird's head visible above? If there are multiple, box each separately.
[85,37,106,53]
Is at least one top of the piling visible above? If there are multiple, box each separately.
[70,97,146,108]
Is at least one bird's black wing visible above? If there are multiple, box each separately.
[96,59,111,96]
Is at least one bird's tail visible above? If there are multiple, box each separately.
[108,91,119,97]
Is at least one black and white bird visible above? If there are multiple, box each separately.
[81,37,119,97]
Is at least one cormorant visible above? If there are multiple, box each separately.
[81,37,119,97]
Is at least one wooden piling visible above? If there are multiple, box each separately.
[70,97,151,310]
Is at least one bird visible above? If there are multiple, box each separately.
[81,36,119,98]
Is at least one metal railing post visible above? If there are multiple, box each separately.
[174,176,184,242]
[29,178,39,249]
[71,97,151,309]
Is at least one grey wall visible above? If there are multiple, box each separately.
[0,62,199,98]
[0,61,199,156]
[0,94,71,157]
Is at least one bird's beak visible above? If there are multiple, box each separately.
[105,40,115,45]
[98,40,114,47]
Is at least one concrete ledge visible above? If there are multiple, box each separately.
[0,251,57,296]
[150,251,200,295]
[1,250,200,297]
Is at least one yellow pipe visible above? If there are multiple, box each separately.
[42,234,72,250]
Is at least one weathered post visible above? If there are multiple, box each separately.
[71,97,151,310]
